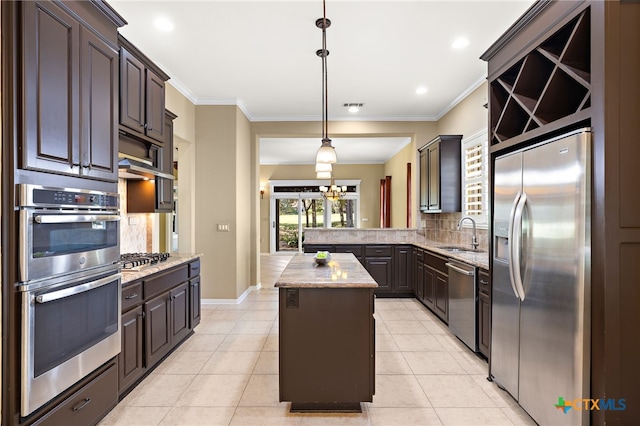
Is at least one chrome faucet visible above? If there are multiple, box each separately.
[457,216,479,249]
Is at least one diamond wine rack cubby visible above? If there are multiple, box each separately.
[490,9,590,145]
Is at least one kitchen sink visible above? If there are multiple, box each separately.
[437,246,485,253]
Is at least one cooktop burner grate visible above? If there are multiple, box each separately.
[120,252,170,271]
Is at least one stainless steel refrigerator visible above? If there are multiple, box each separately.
[491,128,590,425]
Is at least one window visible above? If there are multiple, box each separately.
[462,130,488,227]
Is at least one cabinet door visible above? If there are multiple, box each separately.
[190,276,201,329]
[156,112,174,211]
[435,271,448,323]
[394,246,411,292]
[365,257,393,292]
[170,282,190,344]
[119,46,146,134]
[80,27,118,181]
[145,69,166,143]
[118,306,144,392]
[478,269,491,358]
[428,143,440,210]
[144,293,171,366]
[478,292,491,358]
[415,261,425,300]
[423,265,436,309]
[22,0,80,175]
[419,150,428,211]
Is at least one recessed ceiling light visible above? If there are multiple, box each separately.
[452,37,469,49]
[154,17,174,32]
[415,86,428,95]
[343,103,363,113]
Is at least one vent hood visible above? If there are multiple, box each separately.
[118,157,174,180]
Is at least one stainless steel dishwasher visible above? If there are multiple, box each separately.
[446,259,478,352]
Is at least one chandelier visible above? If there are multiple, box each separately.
[315,0,337,171]
[320,177,347,201]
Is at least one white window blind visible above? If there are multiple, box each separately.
[462,130,488,226]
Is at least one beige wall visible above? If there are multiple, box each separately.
[383,142,414,229]
[259,163,385,253]
[194,105,255,299]
[437,82,488,138]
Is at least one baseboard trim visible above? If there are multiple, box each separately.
[202,284,260,305]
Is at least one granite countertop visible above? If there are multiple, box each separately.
[412,241,489,270]
[275,253,378,289]
[121,253,201,285]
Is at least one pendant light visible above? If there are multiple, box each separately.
[315,0,337,165]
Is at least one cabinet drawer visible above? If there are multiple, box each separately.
[122,282,143,312]
[144,265,189,299]
[189,259,201,278]
[365,246,393,257]
[415,247,424,263]
[34,363,118,426]
[478,269,490,295]
[334,245,363,257]
[304,244,334,253]
[423,250,448,274]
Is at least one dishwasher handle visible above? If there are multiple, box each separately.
[445,262,475,276]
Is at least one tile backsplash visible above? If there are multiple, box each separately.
[420,212,488,251]
[119,179,153,253]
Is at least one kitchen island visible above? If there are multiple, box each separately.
[276,253,378,412]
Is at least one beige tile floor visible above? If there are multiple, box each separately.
[100,254,536,425]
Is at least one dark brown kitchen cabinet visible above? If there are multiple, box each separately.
[434,271,448,323]
[126,111,176,213]
[364,246,393,293]
[118,35,170,145]
[119,306,144,392]
[334,244,364,264]
[119,259,201,396]
[393,246,412,293]
[170,282,191,344]
[144,291,172,367]
[415,249,448,323]
[418,135,462,213]
[20,0,122,182]
[477,269,491,358]
[189,259,202,328]
[303,244,335,253]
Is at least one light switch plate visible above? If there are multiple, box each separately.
[217,224,230,232]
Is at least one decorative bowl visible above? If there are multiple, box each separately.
[314,251,331,265]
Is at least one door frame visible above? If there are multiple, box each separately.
[268,179,361,254]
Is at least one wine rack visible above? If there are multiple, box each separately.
[489,9,590,145]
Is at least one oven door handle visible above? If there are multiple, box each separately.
[34,214,121,224]
[35,274,122,303]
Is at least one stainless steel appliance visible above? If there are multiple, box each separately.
[491,128,590,425]
[447,259,477,352]
[120,252,171,271]
[18,184,120,283]
[17,184,122,417]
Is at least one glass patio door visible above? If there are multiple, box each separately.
[273,194,325,252]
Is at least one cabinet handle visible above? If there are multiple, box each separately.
[72,398,91,412]
[480,280,489,285]
[125,293,139,300]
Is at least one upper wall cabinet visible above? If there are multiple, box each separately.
[484,7,590,148]
[419,135,462,213]
[118,34,170,145]
[20,0,125,182]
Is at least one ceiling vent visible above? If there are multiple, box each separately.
[343,103,364,108]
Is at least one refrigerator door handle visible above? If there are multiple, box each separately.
[507,191,522,299]
[511,192,528,301]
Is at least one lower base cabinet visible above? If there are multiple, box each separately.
[478,269,491,358]
[118,258,201,395]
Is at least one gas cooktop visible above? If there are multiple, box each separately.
[120,253,170,271]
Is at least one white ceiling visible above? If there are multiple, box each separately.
[109,0,534,164]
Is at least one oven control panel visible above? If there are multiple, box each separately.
[18,184,119,209]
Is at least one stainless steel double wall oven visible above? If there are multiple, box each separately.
[17,184,122,417]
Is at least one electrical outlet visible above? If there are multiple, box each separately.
[217,224,230,232]
[286,289,299,308]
